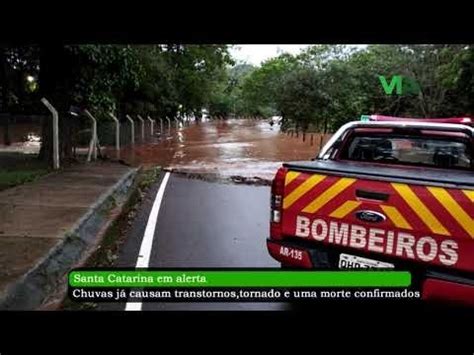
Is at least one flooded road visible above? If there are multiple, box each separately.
[117,119,331,181]
[102,119,332,310]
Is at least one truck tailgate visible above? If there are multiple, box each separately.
[280,161,474,273]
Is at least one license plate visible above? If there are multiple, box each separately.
[338,253,394,269]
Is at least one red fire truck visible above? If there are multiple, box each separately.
[267,115,474,306]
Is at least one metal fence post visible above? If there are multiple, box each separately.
[40,98,60,170]
[147,116,154,136]
[166,117,171,132]
[137,115,145,142]
[159,118,164,133]
[108,113,120,152]
[126,114,135,145]
[84,109,98,161]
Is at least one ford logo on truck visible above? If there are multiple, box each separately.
[355,210,386,223]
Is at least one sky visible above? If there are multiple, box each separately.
[229,45,309,65]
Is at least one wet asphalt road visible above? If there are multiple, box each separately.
[105,172,288,310]
[100,119,311,311]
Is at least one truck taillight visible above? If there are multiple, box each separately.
[270,167,287,240]
[271,209,281,223]
[273,194,282,208]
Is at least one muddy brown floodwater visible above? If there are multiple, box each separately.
[115,119,332,182]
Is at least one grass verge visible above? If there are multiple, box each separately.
[0,153,49,191]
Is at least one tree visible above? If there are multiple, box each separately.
[0,46,10,145]
[276,67,326,131]
[35,44,233,167]
[234,44,473,132]
[128,45,233,119]
[1,46,41,145]
[208,63,255,117]
[239,53,300,116]
[38,45,77,165]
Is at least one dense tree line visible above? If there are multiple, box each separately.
[1,44,473,168]
[0,44,233,166]
[213,45,473,132]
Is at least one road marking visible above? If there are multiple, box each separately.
[125,171,171,311]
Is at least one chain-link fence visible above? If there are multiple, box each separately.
[0,111,168,164]
[74,114,166,161]
[96,118,156,146]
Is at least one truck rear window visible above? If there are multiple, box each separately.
[341,134,472,170]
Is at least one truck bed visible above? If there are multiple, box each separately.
[283,160,474,189]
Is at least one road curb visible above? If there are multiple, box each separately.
[0,166,138,310]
